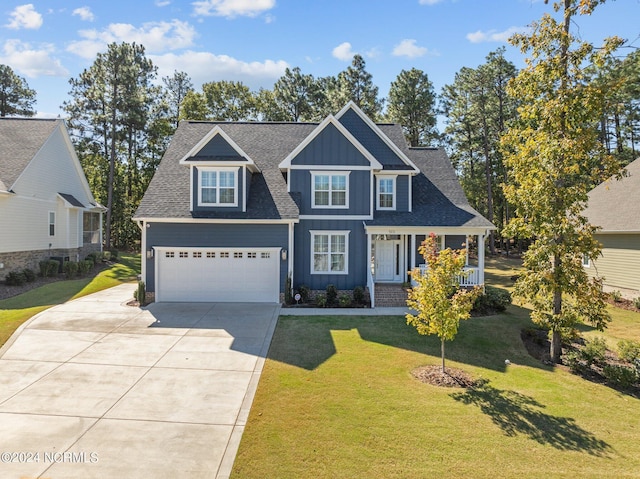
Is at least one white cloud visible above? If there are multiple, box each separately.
[150,50,288,90]
[392,39,428,58]
[419,0,444,4]
[332,42,355,61]
[0,40,68,77]
[6,4,43,30]
[192,0,275,18]
[156,0,171,6]
[72,7,95,22]
[67,20,197,59]
[466,26,529,43]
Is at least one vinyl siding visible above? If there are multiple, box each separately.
[191,166,244,213]
[0,125,89,253]
[144,222,288,291]
[290,122,371,167]
[374,174,410,212]
[293,219,368,290]
[197,133,243,158]
[587,234,640,293]
[290,169,371,216]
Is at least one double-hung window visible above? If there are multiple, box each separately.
[48,211,55,236]
[311,231,349,274]
[312,172,349,208]
[377,176,396,210]
[199,168,237,206]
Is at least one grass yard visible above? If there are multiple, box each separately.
[0,253,140,348]
[232,257,640,479]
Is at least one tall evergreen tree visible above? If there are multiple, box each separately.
[334,55,383,119]
[162,70,193,127]
[387,68,438,147]
[0,64,36,117]
[501,0,623,362]
[63,42,159,249]
[273,67,320,121]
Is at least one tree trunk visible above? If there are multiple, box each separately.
[441,339,446,373]
[550,329,562,364]
[551,254,563,363]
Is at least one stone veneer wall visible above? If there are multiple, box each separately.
[0,244,101,277]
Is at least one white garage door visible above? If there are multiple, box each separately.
[155,247,281,302]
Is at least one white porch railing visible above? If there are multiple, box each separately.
[416,265,481,287]
[367,267,375,308]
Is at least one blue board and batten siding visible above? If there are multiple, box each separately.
[197,134,244,157]
[145,222,288,291]
[290,122,371,167]
[293,219,368,290]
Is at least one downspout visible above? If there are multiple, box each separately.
[136,220,145,283]
[288,221,295,296]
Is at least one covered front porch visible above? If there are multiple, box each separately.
[365,226,490,308]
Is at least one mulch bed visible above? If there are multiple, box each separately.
[606,296,640,313]
[412,365,477,388]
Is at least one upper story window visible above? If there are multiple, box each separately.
[312,172,349,208]
[377,176,396,210]
[199,168,237,207]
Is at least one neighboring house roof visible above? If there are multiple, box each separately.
[584,157,640,232]
[0,118,59,192]
[135,115,493,230]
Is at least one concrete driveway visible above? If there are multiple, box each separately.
[0,283,280,479]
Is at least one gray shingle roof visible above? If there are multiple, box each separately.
[58,192,85,208]
[135,119,493,230]
[0,118,59,191]
[583,157,640,232]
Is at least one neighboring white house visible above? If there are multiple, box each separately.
[0,118,104,276]
[583,157,640,299]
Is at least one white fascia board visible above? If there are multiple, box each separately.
[364,225,491,235]
[136,217,299,225]
[179,125,258,172]
[279,115,383,170]
[335,101,419,174]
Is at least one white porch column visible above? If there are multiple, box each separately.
[367,231,372,277]
[478,232,486,285]
[410,234,416,272]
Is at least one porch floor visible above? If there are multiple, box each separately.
[374,283,409,308]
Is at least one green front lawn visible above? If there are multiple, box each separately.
[232,257,640,479]
[0,253,140,348]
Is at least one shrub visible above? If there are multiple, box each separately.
[62,260,79,279]
[285,274,292,304]
[39,260,50,277]
[618,339,640,364]
[326,284,337,305]
[603,364,638,389]
[297,284,310,303]
[5,271,27,286]
[338,293,351,307]
[610,290,622,302]
[109,249,119,260]
[22,268,36,282]
[353,286,365,304]
[47,260,60,277]
[315,293,327,308]
[634,297,640,310]
[563,349,583,373]
[86,252,98,265]
[103,251,111,261]
[134,281,146,305]
[472,285,512,314]
[581,337,607,367]
[78,260,93,276]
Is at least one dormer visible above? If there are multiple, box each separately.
[179,125,258,213]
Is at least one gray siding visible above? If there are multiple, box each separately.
[293,219,367,290]
[145,222,288,291]
[197,133,244,158]
[289,169,371,216]
[290,123,371,167]
[191,166,244,213]
[587,233,640,293]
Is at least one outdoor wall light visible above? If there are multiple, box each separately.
[281,249,287,261]
[146,249,154,259]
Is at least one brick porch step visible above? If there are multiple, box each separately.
[374,283,409,307]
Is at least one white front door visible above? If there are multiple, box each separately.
[375,240,402,282]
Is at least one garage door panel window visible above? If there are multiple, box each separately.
[312,231,349,274]
[199,169,237,206]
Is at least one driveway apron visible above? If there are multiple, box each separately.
[0,283,280,479]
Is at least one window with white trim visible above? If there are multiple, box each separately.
[198,168,237,206]
[377,176,396,210]
[312,172,349,208]
[48,211,55,236]
[311,231,349,274]
[582,254,591,267]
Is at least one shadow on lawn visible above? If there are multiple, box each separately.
[274,304,550,373]
[451,379,613,456]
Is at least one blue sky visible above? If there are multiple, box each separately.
[1,0,638,118]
